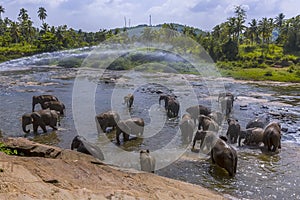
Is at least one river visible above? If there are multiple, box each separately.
[0,48,300,200]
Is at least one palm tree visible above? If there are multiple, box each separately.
[234,5,247,44]
[0,5,5,20]
[247,19,258,44]
[37,7,47,23]
[258,17,272,44]
[275,13,285,28]
[18,8,29,22]
[10,21,20,43]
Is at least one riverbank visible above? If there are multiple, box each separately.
[0,137,230,200]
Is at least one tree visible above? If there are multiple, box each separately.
[247,19,258,44]
[0,5,5,20]
[37,7,47,24]
[275,13,285,28]
[234,5,247,44]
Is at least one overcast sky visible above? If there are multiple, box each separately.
[0,0,299,32]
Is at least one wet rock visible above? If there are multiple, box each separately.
[281,127,288,132]
[156,90,163,94]
[261,105,269,109]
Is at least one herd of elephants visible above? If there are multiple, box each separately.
[21,92,282,176]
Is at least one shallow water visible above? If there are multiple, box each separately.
[0,62,300,199]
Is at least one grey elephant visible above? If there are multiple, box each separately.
[211,136,237,177]
[198,115,219,132]
[140,149,156,173]
[218,92,234,107]
[226,118,240,144]
[159,94,176,109]
[116,117,145,145]
[186,105,211,124]
[95,111,120,133]
[22,109,60,134]
[246,116,270,129]
[167,98,180,118]
[192,130,218,153]
[124,93,134,108]
[71,135,104,160]
[42,100,65,116]
[179,114,195,144]
[219,96,233,116]
[32,95,59,112]
[263,122,281,152]
[242,127,264,146]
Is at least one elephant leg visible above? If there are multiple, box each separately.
[116,130,121,144]
[40,123,47,133]
[192,137,197,149]
[33,124,39,133]
[211,150,215,164]
[123,132,130,142]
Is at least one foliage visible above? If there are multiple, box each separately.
[0,142,18,155]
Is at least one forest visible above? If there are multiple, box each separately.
[0,5,300,82]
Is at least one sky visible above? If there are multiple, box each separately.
[0,0,299,32]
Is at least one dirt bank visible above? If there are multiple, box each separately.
[0,137,230,200]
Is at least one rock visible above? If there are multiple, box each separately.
[0,137,227,200]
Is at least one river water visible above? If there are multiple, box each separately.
[0,50,300,200]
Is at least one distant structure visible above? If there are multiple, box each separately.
[149,15,152,26]
[124,16,127,28]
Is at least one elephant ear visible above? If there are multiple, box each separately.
[31,112,41,120]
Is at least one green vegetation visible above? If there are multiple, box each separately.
[0,4,300,82]
[0,142,18,155]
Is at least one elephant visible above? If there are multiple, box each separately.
[179,114,195,144]
[95,111,120,133]
[140,149,156,173]
[42,100,65,116]
[198,115,219,132]
[246,116,270,129]
[242,127,264,146]
[71,135,104,160]
[263,122,281,152]
[226,118,240,144]
[166,97,180,118]
[219,96,233,116]
[211,136,238,177]
[116,117,145,145]
[32,95,59,112]
[208,111,223,126]
[218,92,234,107]
[186,105,211,124]
[159,94,177,109]
[192,130,218,153]
[124,93,134,108]
[22,109,60,134]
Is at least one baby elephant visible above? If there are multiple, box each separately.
[116,117,145,144]
[42,100,66,116]
[226,118,240,144]
[140,149,156,173]
[179,114,195,144]
[211,136,237,177]
[124,94,134,108]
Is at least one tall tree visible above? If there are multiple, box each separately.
[275,13,285,28]
[247,19,258,44]
[0,5,5,20]
[234,5,247,44]
[37,7,47,23]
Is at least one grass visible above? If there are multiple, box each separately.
[219,66,300,82]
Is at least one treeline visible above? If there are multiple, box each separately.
[0,6,118,62]
[0,5,300,76]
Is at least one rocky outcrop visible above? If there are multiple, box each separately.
[0,137,228,200]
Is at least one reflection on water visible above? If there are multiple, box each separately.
[0,66,300,199]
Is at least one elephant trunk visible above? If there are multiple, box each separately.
[22,123,30,134]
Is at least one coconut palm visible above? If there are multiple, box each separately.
[38,7,47,23]
[0,5,5,20]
